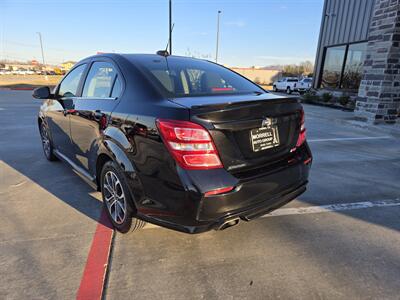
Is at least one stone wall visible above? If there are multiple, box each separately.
[355,0,400,123]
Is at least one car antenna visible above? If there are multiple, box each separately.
[157,23,175,57]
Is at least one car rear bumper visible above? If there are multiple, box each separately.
[140,180,308,234]
[201,180,308,233]
[135,143,312,234]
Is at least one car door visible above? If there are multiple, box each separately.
[69,60,122,175]
[46,64,87,157]
[277,78,285,90]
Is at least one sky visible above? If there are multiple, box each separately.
[0,0,324,67]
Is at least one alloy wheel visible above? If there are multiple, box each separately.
[103,171,127,224]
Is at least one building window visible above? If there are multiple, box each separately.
[321,45,346,89]
[341,42,367,90]
[320,42,367,91]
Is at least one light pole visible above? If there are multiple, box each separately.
[36,32,45,67]
[169,0,172,54]
[215,10,221,63]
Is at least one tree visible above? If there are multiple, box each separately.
[254,77,262,84]
[300,61,314,75]
[282,61,314,77]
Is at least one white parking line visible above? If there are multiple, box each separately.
[0,108,5,111]
[142,199,400,229]
[308,136,391,142]
[263,199,400,218]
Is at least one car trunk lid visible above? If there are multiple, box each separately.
[169,93,302,174]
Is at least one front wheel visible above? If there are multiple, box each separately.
[286,87,292,95]
[273,85,277,92]
[101,161,146,233]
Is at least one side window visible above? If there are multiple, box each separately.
[82,62,117,98]
[111,76,122,98]
[151,70,174,92]
[58,64,86,98]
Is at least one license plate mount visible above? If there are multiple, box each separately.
[250,126,280,152]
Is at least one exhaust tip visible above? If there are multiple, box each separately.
[218,218,240,231]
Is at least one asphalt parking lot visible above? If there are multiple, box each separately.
[1,90,399,299]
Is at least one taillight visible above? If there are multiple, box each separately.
[296,109,306,147]
[156,119,223,170]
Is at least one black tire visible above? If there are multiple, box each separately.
[273,85,277,92]
[100,160,146,233]
[286,87,292,95]
[40,122,58,161]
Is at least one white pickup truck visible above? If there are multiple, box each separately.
[272,77,299,94]
[296,78,313,94]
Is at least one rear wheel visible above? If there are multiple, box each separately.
[273,85,277,92]
[101,161,146,233]
[286,87,292,95]
[40,122,57,161]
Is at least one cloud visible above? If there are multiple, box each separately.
[224,20,246,28]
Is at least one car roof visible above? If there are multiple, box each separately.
[80,53,207,64]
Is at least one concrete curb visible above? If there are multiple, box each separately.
[344,119,400,137]
[302,100,355,112]
[303,104,400,137]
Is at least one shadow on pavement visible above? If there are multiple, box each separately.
[2,157,109,227]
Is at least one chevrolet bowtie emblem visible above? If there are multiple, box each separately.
[262,117,276,127]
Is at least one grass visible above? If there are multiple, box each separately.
[260,85,273,91]
[0,75,62,89]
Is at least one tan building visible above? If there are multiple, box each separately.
[230,67,281,85]
[5,63,38,71]
[60,61,76,71]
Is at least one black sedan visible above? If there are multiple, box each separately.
[33,53,312,234]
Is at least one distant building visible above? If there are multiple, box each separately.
[60,61,76,71]
[230,67,281,85]
[314,0,399,123]
[5,63,38,71]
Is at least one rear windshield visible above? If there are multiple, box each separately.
[133,56,264,98]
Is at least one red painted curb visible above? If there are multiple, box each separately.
[76,209,114,300]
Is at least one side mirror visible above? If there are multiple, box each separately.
[33,86,52,99]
